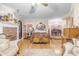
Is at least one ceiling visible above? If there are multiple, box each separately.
[0,3,72,20]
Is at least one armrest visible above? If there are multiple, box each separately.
[9,40,19,49]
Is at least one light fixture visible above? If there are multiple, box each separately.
[31,3,48,7]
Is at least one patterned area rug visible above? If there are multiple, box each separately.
[23,48,62,56]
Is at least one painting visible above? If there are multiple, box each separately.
[36,22,46,32]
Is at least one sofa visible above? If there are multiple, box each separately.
[0,34,19,56]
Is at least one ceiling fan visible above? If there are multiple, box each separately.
[29,3,48,14]
[41,3,48,6]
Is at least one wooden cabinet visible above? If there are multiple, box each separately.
[64,28,79,38]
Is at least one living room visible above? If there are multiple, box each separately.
[0,3,79,56]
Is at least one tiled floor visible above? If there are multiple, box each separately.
[18,39,63,56]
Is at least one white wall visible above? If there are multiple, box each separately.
[22,19,48,33]
[0,4,15,16]
[73,3,79,27]
[48,18,66,28]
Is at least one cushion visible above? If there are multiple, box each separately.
[33,38,40,43]
[42,38,49,43]
[0,39,9,51]
[72,46,79,56]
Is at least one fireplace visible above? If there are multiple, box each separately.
[51,28,62,36]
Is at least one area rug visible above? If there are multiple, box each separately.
[23,48,62,56]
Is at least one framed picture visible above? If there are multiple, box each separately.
[35,22,47,33]
[48,19,65,38]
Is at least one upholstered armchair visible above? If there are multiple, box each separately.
[63,38,79,56]
[0,38,19,56]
